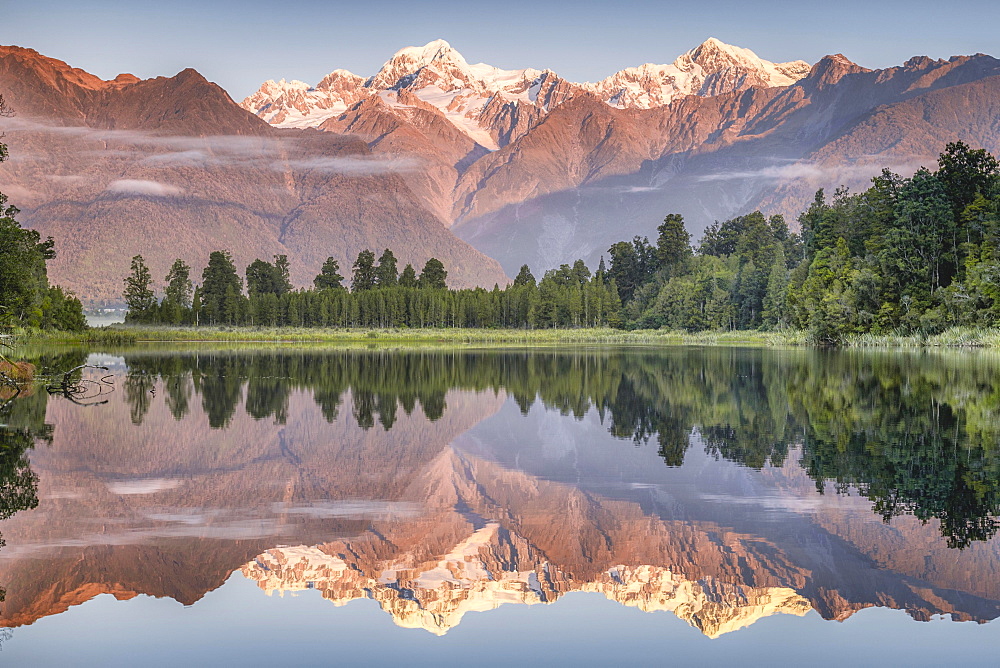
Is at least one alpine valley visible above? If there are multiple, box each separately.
[1,38,999,303]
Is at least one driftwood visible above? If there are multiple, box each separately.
[46,365,115,406]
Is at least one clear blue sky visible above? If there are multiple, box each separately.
[4,0,997,100]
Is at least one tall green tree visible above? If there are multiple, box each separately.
[351,250,376,292]
[161,259,193,325]
[0,193,54,327]
[246,259,278,297]
[273,254,292,295]
[201,251,242,324]
[936,140,1000,221]
[608,237,654,304]
[398,263,418,288]
[375,249,399,287]
[314,257,345,290]
[655,213,692,276]
[123,255,156,322]
[513,264,536,287]
[419,258,448,290]
[164,259,193,309]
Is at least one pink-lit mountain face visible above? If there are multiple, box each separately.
[0,45,509,303]
[242,39,1000,277]
[1,38,999,301]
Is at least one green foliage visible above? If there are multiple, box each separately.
[351,249,377,292]
[398,264,418,288]
[123,255,156,323]
[273,254,292,295]
[375,249,398,287]
[655,213,692,276]
[0,187,81,331]
[40,286,86,332]
[201,251,242,325]
[418,258,448,290]
[161,259,193,325]
[124,250,620,330]
[605,144,1000,341]
[314,257,346,291]
[513,264,536,287]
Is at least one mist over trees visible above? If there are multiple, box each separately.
[0,96,85,332]
[608,142,1000,341]
[121,142,999,340]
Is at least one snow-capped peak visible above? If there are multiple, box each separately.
[241,38,811,145]
[587,37,811,108]
[392,38,462,67]
[367,39,471,90]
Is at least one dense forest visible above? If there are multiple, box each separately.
[116,347,1000,548]
[125,142,1000,342]
[617,141,1000,341]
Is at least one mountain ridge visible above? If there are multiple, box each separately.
[0,45,509,302]
[241,37,812,150]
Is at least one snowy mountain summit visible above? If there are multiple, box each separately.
[241,38,810,148]
[587,37,811,108]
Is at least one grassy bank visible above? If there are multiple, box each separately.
[26,325,805,347]
[17,325,1000,348]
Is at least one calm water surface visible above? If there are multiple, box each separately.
[1,346,999,666]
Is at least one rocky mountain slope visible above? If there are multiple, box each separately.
[2,38,998,299]
[0,45,508,303]
[244,40,1000,277]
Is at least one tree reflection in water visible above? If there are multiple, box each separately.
[119,348,1000,549]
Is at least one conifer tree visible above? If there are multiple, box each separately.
[418,258,448,290]
[123,255,155,321]
[351,250,376,292]
[314,257,345,290]
[398,263,418,288]
[273,254,292,295]
[656,213,692,276]
[246,259,277,297]
[164,259,193,309]
[201,251,242,324]
[375,248,399,287]
[513,264,536,287]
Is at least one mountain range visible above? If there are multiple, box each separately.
[1,39,999,302]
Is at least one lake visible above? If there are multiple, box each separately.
[1,345,999,666]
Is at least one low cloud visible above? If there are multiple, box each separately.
[275,155,420,175]
[0,117,290,166]
[106,179,184,197]
[142,149,214,167]
[0,116,413,176]
[106,477,183,495]
[271,500,423,518]
[699,159,926,183]
[699,162,827,182]
[0,184,35,202]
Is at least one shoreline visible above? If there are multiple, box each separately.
[14,325,1000,348]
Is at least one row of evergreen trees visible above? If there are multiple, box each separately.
[124,249,623,328]
[608,141,1000,341]
[123,141,999,338]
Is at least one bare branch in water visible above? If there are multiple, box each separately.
[46,365,115,406]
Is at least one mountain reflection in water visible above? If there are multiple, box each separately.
[0,346,999,641]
